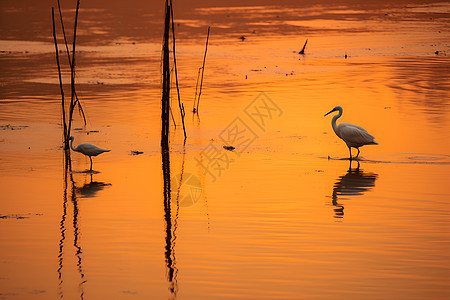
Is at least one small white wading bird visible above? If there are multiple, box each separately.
[324,106,378,160]
[69,136,110,171]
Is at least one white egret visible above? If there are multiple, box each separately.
[324,106,378,160]
[69,136,110,171]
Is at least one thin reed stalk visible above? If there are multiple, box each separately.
[57,0,71,66]
[170,0,186,140]
[161,0,171,151]
[170,106,176,129]
[57,0,87,128]
[65,0,80,150]
[169,67,177,128]
[192,67,201,112]
[52,8,67,145]
[195,26,210,114]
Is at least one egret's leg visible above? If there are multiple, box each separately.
[356,148,360,159]
[89,156,93,171]
[348,147,352,161]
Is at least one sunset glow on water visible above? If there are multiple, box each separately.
[1,1,449,299]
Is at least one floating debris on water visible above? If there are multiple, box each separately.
[131,150,144,155]
[87,130,99,135]
[0,213,43,220]
[223,146,235,151]
[0,124,29,130]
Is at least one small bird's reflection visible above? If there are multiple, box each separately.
[331,161,378,218]
[76,173,111,198]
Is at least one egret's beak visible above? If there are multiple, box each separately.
[324,108,336,117]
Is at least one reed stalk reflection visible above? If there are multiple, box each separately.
[162,148,179,299]
[58,150,86,299]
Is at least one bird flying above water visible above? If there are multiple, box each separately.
[324,106,378,160]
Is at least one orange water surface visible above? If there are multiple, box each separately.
[1,1,449,299]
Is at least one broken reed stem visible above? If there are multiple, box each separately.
[65,0,81,150]
[161,0,171,151]
[299,39,308,54]
[52,8,67,145]
[169,0,186,140]
[196,26,210,114]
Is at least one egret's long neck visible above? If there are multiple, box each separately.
[69,138,77,152]
[331,108,343,136]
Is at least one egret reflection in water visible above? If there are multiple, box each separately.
[330,161,378,218]
[75,173,111,198]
